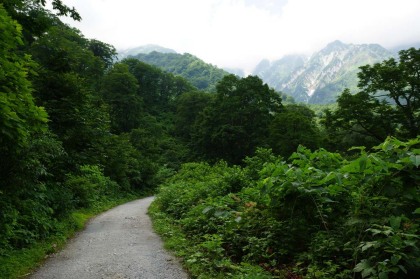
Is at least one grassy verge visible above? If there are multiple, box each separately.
[148,200,272,279]
[0,194,144,278]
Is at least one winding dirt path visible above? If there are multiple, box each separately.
[29,197,189,279]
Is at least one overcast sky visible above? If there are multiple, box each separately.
[59,0,420,72]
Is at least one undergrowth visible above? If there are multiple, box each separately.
[150,137,420,279]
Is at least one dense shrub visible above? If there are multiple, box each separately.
[64,165,121,208]
[151,138,420,278]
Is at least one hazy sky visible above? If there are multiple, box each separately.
[59,0,420,71]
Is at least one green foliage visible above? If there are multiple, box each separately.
[323,48,420,151]
[101,134,142,190]
[2,2,419,279]
[150,157,274,278]
[269,104,321,157]
[101,63,142,133]
[133,51,229,92]
[0,5,56,254]
[322,89,395,150]
[88,39,117,69]
[123,58,195,115]
[28,25,112,168]
[64,165,121,208]
[307,103,338,118]
[152,138,420,278]
[129,114,189,181]
[0,194,138,279]
[194,75,283,164]
[100,57,196,189]
[1,0,80,47]
[0,3,154,276]
[358,48,420,138]
[0,4,48,155]
[174,91,213,143]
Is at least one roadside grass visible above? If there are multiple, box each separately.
[148,201,193,276]
[0,194,143,279]
[148,201,273,279]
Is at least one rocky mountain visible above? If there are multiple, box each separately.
[253,55,307,90]
[119,42,396,103]
[254,40,395,104]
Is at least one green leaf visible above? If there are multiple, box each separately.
[413,208,420,214]
[214,210,229,218]
[345,217,364,226]
[398,265,407,274]
[410,155,420,167]
[321,172,336,183]
[368,228,382,235]
[361,241,376,252]
[362,267,376,278]
[359,156,368,172]
[389,216,401,230]
[335,173,343,185]
[354,260,371,272]
[390,255,401,265]
[202,206,213,214]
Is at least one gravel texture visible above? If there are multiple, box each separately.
[29,197,189,279]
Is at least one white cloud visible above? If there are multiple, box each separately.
[59,0,420,71]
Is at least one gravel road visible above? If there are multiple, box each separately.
[29,197,189,279]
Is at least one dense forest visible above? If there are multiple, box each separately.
[0,1,419,278]
[132,51,229,92]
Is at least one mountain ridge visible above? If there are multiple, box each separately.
[119,41,408,103]
[253,40,395,103]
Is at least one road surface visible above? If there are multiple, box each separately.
[29,197,189,279]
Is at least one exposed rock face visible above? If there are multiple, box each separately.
[254,40,394,103]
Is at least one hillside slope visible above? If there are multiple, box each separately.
[131,51,229,92]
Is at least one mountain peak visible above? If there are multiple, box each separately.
[118,45,176,60]
[328,40,345,46]
[324,40,348,51]
[253,41,393,104]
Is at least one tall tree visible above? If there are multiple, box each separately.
[88,39,117,70]
[174,91,213,142]
[0,5,68,252]
[358,48,420,138]
[29,25,110,166]
[2,0,80,45]
[322,89,395,150]
[101,63,142,133]
[0,4,48,182]
[194,75,282,164]
[322,48,420,151]
[123,58,195,115]
[269,105,321,157]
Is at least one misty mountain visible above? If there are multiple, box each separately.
[390,41,420,54]
[118,44,176,60]
[222,67,245,77]
[253,55,307,90]
[130,51,230,91]
[254,40,395,104]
